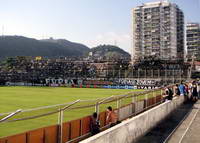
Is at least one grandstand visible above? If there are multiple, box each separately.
[0,57,191,88]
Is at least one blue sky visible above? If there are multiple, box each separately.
[0,0,199,53]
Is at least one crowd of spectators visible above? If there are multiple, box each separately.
[0,56,196,87]
[163,80,200,102]
[0,57,129,85]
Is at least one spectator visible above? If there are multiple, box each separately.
[192,82,198,101]
[197,80,200,99]
[106,106,117,127]
[184,84,189,100]
[174,84,180,96]
[90,112,100,135]
[184,84,189,95]
[188,82,193,100]
[179,82,186,96]
[164,87,173,101]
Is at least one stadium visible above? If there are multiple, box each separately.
[0,55,195,143]
[0,0,200,143]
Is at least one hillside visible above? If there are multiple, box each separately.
[0,36,130,60]
[89,45,131,60]
[0,36,90,59]
[42,38,90,56]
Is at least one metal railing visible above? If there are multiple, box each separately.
[0,85,182,143]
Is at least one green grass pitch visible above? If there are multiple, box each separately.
[0,86,143,137]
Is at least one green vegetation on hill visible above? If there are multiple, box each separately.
[90,45,131,60]
[0,36,131,60]
[0,36,90,59]
[42,38,90,56]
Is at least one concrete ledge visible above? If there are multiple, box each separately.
[80,96,185,143]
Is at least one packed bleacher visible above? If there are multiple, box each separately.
[0,56,193,87]
[0,57,130,85]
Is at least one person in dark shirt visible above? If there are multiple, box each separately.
[165,87,173,100]
[90,112,100,135]
[174,84,180,96]
[192,83,198,101]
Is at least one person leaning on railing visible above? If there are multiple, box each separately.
[184,83,189,99]
[106,106,118,127]
[179,82,186,96]
[188,82,193,100]
[192,81,198,101]
[90,112,100,135]
[163,87,173,101]
[174,84,180,96]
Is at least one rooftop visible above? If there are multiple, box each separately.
[143,0,169,6]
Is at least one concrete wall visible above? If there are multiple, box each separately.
[80,96,185,143]
[118,100,145,121]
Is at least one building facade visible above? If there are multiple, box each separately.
[132,1,184,62]
[186,23,200,60]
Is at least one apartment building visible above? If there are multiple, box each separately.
[132,1,184,62]
[186,23,200,60]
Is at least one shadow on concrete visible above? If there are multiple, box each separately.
[135,101,195,143]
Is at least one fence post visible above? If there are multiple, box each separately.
[60,110,64,143]
[95,102,99,115]
[131,95,134,114]
[58,108,63,143]
[132,94,135,103]
[161,88,163,102]
[117,98,121,109]
[135,95,137,115]
[145,93,148,109]
[58,108,61,125]
[117,98,121,121]
[59,100,80,143]
[96,96,114,116]
[153,90,156,105]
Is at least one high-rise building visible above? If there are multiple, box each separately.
[186,23,200,60]
[131,1,184,62]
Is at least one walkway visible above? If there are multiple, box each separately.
[167,100,200,143]
[136,100,198,143]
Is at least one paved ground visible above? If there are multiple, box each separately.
[167,100,200,143]
[135,101,196,143]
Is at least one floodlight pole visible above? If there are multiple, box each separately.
[0,109,22,123]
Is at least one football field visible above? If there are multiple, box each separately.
[0,86,142,137]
